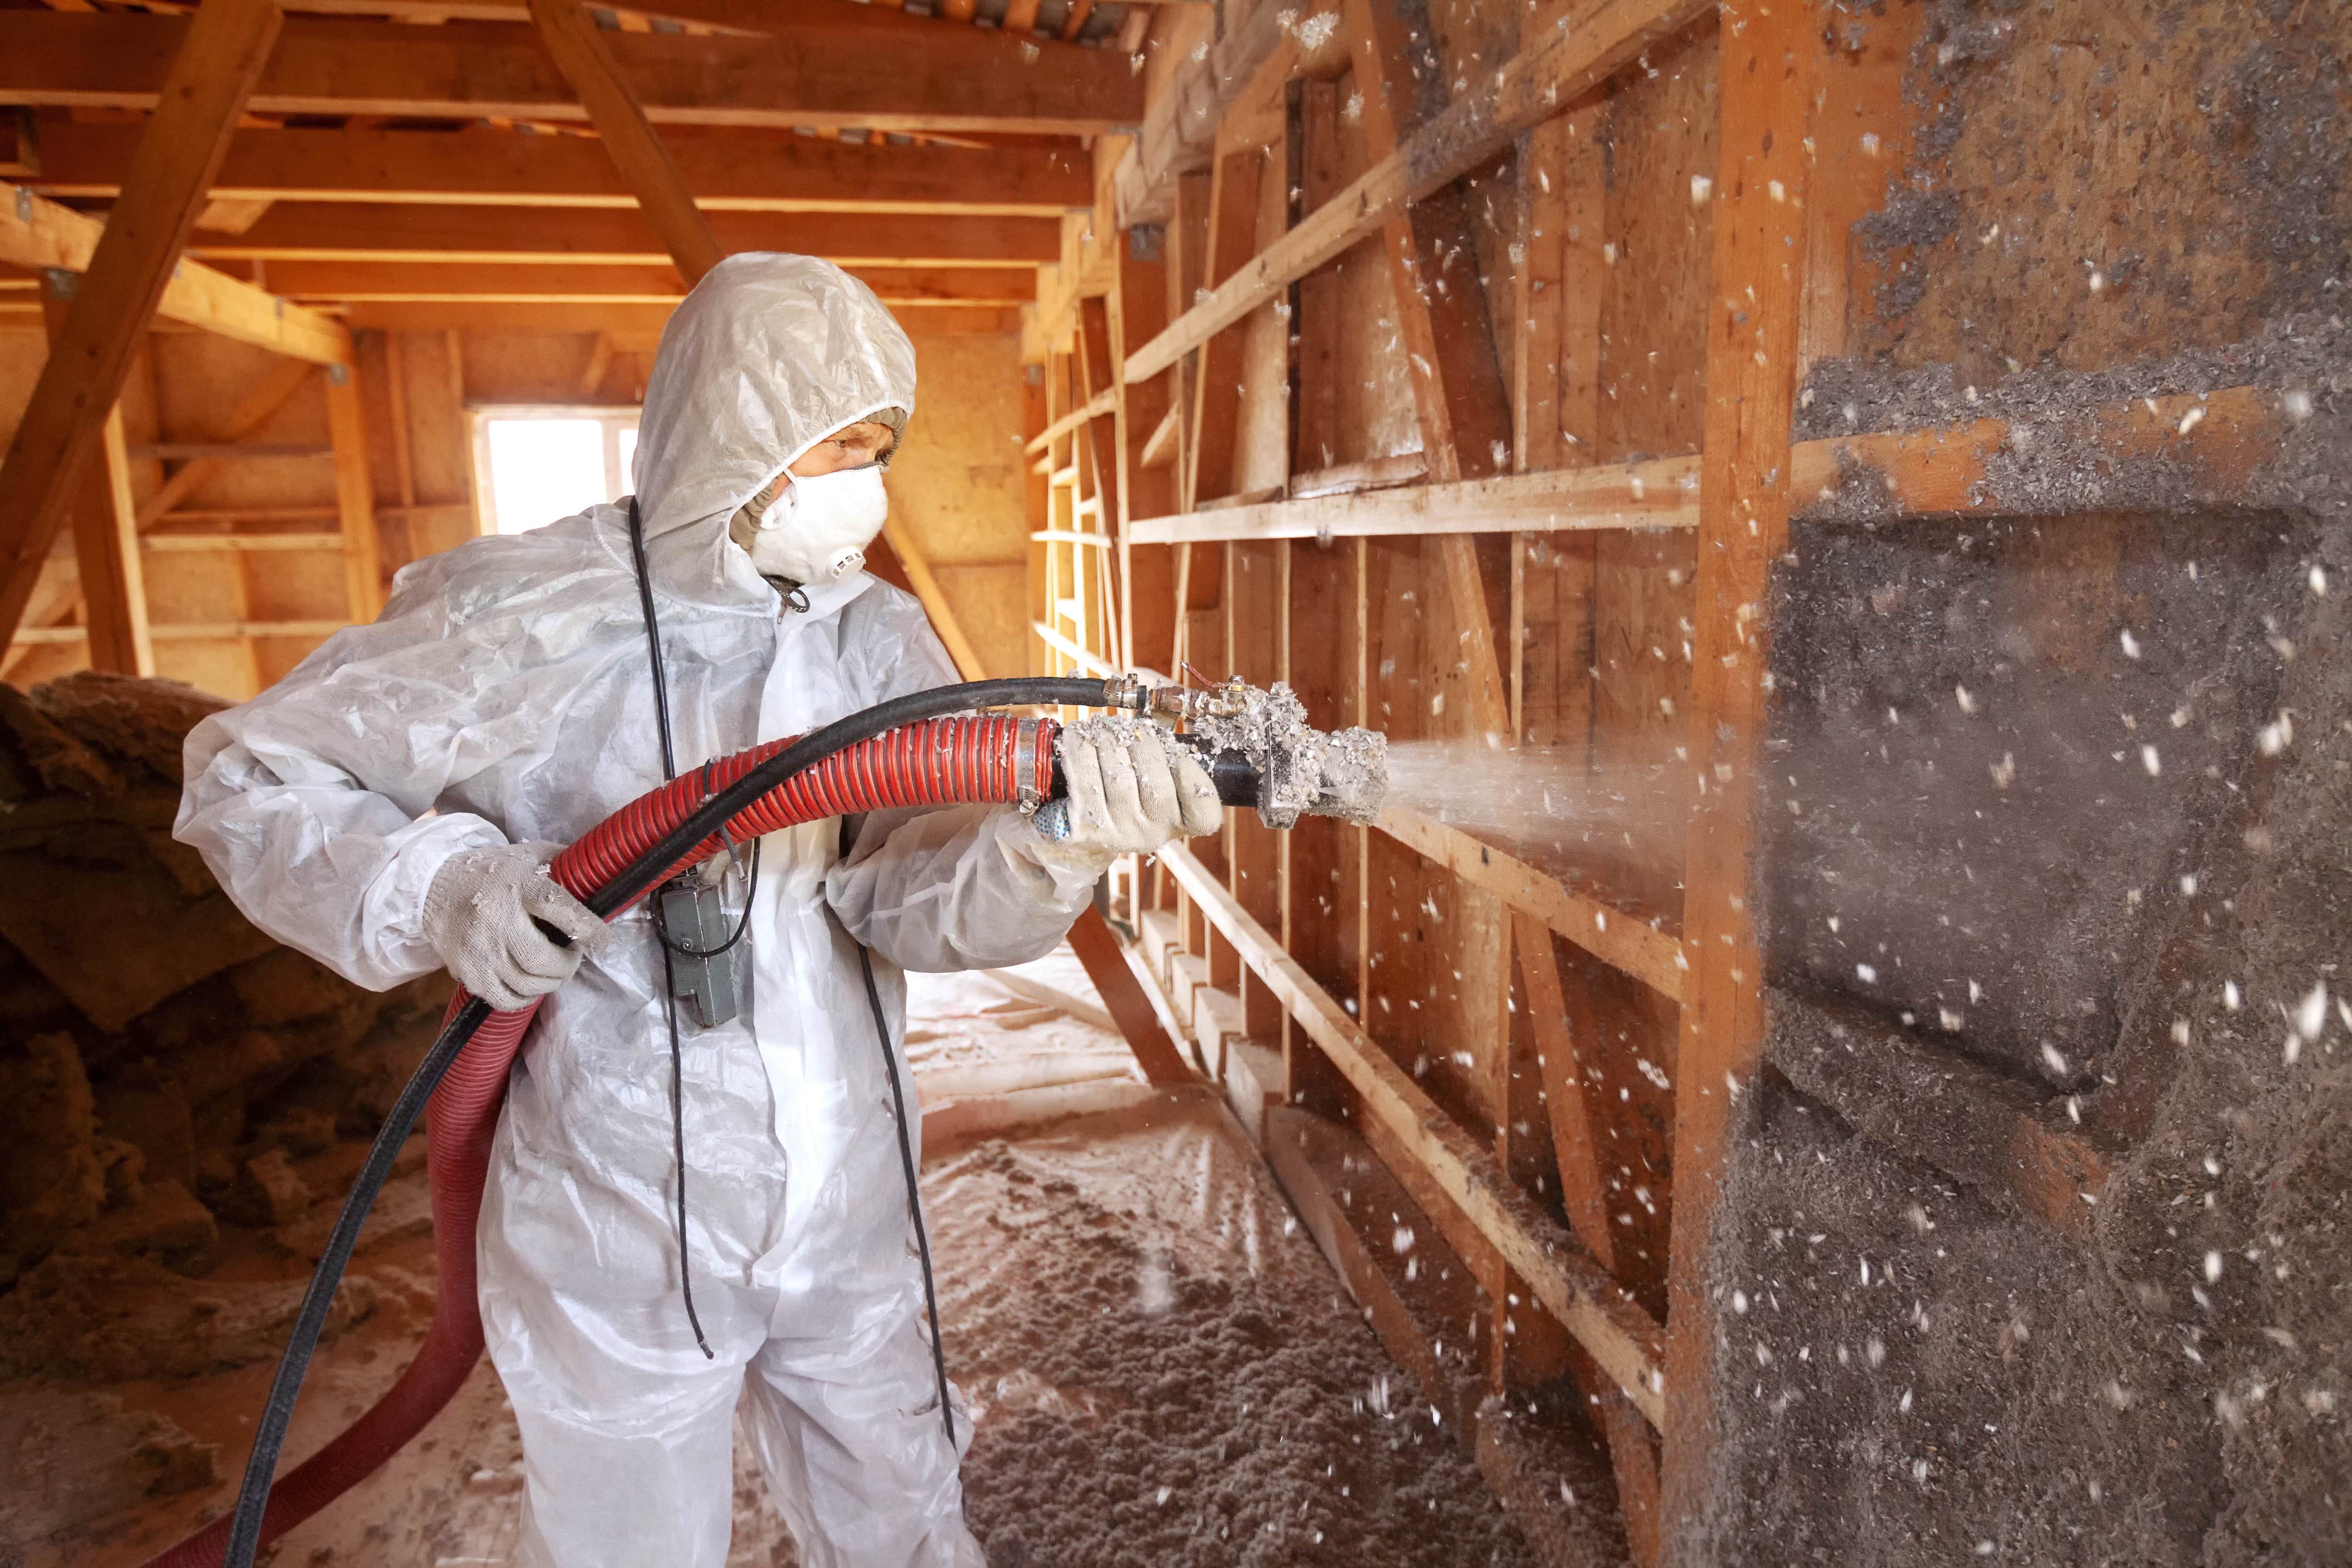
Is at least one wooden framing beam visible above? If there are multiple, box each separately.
[2,179,349,363]
[1789,385,2285,521]
[1379,805,1684,1003]
[0,11,1144,137]
[39,272,152,677]
[1065,906,1193,1087]
[324,363,384,623]
[1766,989,2116,1239]
[29,120,1090,218]
[1160,843,1668,1425]
[1658,0,1816,1543]
[254,260,1037,305]
[1123,0,1713,385]
[1129,455,1698,543]
[877,520,991,684]
[526,0,723,286]
[13,618,349,645]
[1022,387,1116,457]
[1030,618,1117,677]
[143,532,344,553]
[184,203,1059,266]
[0,0,284,650]
[333,301,1021,337]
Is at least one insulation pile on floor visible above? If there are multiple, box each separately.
[3,947,1534,1567]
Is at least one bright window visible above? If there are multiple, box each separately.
[473,407,640,535]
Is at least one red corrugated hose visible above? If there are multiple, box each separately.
[146,713,1056,1568]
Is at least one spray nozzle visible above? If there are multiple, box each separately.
[1094,675,1388,828]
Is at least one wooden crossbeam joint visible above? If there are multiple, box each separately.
[525,0,723,286]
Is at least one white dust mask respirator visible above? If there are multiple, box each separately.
[744,463,890,587]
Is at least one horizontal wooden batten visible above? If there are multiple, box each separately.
[0,13,1144,137]
[1286,451,1426,500]
[1159,844,1668,1426]
[1123,0,1713,384]
[132,442,327,461]
[334,300,1021,337]
[1376,805,1685,1003]
[181,204,1059,267]
[257,260,1036,306]
[1139,402,1180,470]
[1130,455,1699,544]
[1,179,348,364]
[13,618,349,645]
[28,122,1092,217]
[1032,620,1116,677]
[144,532,344,552]
[1024,387,1118,455]
[1788,385,2283,521]
[1030,529,1112,546]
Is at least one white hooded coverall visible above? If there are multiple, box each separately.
[175,255,1100,1568]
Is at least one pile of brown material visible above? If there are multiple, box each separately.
[0,673,445,1555]
[927,1098,1539,1568]
[0,672,444,1297]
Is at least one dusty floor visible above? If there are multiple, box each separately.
[3,946,1530,1567]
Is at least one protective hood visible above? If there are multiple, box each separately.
[631,253,917,606]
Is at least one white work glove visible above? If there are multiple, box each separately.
[1035,716,1222,871]
[421,842,608,1011]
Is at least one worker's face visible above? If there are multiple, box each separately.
[787,420,898,478]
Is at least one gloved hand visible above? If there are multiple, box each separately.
[1036,717,1222,869]
[421,842,608,1011]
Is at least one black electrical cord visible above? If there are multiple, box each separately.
[632,499,745,1360]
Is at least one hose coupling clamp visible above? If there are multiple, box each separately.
[1015,717,1046,811]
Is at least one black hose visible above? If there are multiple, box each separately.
[219,674,1114,1568]
[579,677,1114,920]
[221,996,490,1568]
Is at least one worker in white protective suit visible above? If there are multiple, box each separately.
[175,254,1222,1568]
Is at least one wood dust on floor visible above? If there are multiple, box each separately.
[4,947,1531,1567]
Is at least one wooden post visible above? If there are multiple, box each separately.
[1185,146,1268,509]
[325,363,385,625]
[1658,1,1819,1549]
[526,0,724,287]
[0,0,283,647]
[39,270,153,678]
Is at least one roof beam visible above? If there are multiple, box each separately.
[29,122,1091,216]
[259,260,1037,304]
[182,202,1059,266]
[3,179,350,362]
[525,0,722,285]
[0,11,1144,136]
[336,300,1022,336]
[0,0,285,652]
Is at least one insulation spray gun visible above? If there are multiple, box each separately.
[665,676,1389,1024]
[1035,674,1390,835]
